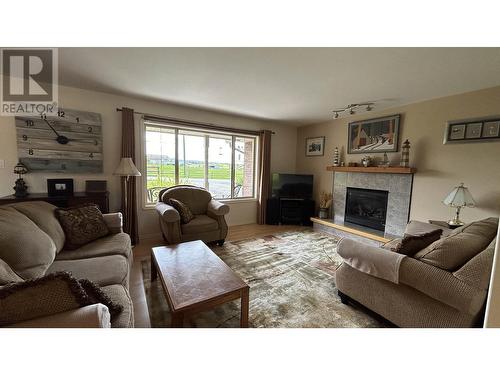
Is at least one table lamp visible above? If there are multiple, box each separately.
[113,157,141,217]
[442,182,475,226]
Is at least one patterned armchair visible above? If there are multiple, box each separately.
[155,185,230,245]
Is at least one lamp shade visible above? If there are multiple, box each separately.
[13,162,28,175]
[442,183,475,208]
[113,157,141,177]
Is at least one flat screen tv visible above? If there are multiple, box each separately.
[271,173,313,199]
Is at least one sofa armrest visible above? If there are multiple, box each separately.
[156,202,180,223]
[337,238,406,283]
[399,257,487,315]
[102,212,123,234]
[6,303,111,328]
[207,199,230,216]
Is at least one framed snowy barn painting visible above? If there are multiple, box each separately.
[347,114,401,154]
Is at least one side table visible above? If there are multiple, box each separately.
[428,220,463,230]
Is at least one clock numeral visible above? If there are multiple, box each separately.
[57,110,65,117]
[89,153,94,159]
[26,120,34,127]
[88,126,93,133]
[22,135,28,141]
[28,148,34,155]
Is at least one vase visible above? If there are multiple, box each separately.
[318,208,329,219]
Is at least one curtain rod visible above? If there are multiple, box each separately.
[116,108,274,136]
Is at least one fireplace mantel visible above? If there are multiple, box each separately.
[326,166,416,174]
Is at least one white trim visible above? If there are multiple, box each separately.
[142,120,259,206]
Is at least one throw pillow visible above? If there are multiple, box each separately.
[168,198,194,224]
[78,278,123,319]
[0,272,122,326]
[395,229,443,256]
[0,206,57,279]
[56,204,109,250]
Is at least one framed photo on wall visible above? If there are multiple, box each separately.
[305,136,325,156]
[444,117,500,144]
[347,114,401,154]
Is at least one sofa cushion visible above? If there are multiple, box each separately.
[0,259,23,286]
[56,204,109,249]
[181,214,219,235]
[453,238,496,290]
[161,186,211,215]
[100,284,134,328]
[47,255,129,287]
[55,233,132,261]
[0,206,57,279]
[10,201,66,253]
[168,198,194,224]
[414,217,498,271]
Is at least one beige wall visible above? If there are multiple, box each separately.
[0,84,297,239]
[296,86,500,222]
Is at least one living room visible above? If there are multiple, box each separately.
[1,2,500,374]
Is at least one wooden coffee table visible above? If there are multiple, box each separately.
[151,240,250,328]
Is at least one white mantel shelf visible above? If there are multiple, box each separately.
[326,166,417,174]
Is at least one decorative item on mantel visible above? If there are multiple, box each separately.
[13,162,29,198]
[443,182,475,227]
[400,139,410,167]
[318,192,333,219]
[333,147,340,167]
[378,152,390,167]
[361,155,371,167]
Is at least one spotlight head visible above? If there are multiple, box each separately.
[366,105,372,111]
[350,109,355,115]
[334,112,339,119]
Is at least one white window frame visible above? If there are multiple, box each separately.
[142,120,259,208]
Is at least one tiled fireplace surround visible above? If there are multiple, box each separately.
[333,171,414,237]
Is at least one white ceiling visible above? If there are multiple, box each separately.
[58,48,500,125]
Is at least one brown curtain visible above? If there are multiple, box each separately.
[257,130,272,224]
[121,107,139,245]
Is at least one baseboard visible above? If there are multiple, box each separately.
[139,232,163,242]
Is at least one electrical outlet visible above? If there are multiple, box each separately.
[0,159,5,169]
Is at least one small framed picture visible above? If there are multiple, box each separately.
[483,121,500,138]
[465,122,482,139]
[305,136,325,156]
[47,178,74,197]
[448,124,466,140]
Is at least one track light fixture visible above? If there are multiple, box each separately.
[332,102,375,119]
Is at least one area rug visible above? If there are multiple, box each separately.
[142,229,384,328]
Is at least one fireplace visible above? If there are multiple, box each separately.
[345,187,389,232]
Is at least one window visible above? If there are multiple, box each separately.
[144,122,257,204]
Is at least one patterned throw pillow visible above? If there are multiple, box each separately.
[0,272,122,326]
[168,198,194,224]
[56,204,109,250]
[395,229,443,257]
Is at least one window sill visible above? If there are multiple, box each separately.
[142,197,258,210]
[219,198,258,204]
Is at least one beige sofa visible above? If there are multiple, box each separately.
[156,185,229,245]
[0,201,134,328]
[336,217,498,328]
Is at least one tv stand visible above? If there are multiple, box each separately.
[266,197,315,226]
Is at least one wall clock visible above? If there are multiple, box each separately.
[15,108,103,173]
